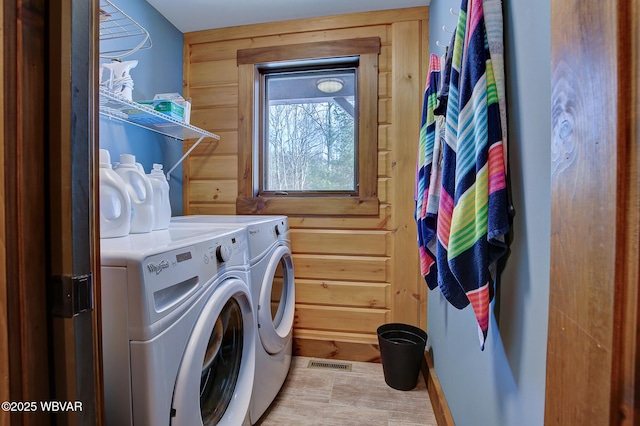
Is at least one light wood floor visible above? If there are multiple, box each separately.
[256,356,437,426]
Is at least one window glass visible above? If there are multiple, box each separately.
[262,66,357,194]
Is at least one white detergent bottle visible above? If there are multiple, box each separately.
[148,163,172,230]
[115,153,155,233]
[99,149,131,238]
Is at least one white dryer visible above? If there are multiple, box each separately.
[170,215,295,424]
[100,226,255,426]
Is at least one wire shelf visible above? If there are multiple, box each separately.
[99,86,220,141]
[99,0,152,59]
[99,87,221,179]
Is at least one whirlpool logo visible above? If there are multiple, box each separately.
[147,260,170,275]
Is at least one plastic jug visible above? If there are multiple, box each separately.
[148,163,172,230]
[114,154,155,233]
[99,149,131,238]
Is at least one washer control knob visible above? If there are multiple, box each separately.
[274,224,281,236]
[216,244,231,263]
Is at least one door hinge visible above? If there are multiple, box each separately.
[49,273,93,318]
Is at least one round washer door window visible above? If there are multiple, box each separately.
[258,245,295,355]
[172,278,255,425]
[200,298,242,424]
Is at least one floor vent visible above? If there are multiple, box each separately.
[307,360,353,372]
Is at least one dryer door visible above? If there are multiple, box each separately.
[258,245,296,354]
[172,278,255,425]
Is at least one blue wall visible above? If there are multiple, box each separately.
[99,0,184,215]
[427,1,551,425]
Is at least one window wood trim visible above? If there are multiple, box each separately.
[237,37,381,65]
[236,38,380,216]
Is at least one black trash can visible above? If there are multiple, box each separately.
[377,323,427,391]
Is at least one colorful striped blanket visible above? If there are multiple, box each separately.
[416,0,511,350]
[415,54,441,290]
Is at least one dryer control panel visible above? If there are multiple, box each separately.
[101,226,248,341]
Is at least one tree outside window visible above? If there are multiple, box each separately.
[262,68,357,194]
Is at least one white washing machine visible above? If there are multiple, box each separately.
[100,226,255,426]
[170,215,295,424]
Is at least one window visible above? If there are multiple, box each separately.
[262,63,357,194]
[237,38,380,216]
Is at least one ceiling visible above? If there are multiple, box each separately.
[144,0,430,33]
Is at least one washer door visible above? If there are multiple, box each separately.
[258,245,295,355]
[172,278,255,425]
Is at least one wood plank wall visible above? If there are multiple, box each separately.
[183,7,429,361]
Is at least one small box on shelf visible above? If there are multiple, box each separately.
[152,93,192,123]
[121,109,166,125]
[138,100,185,121]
